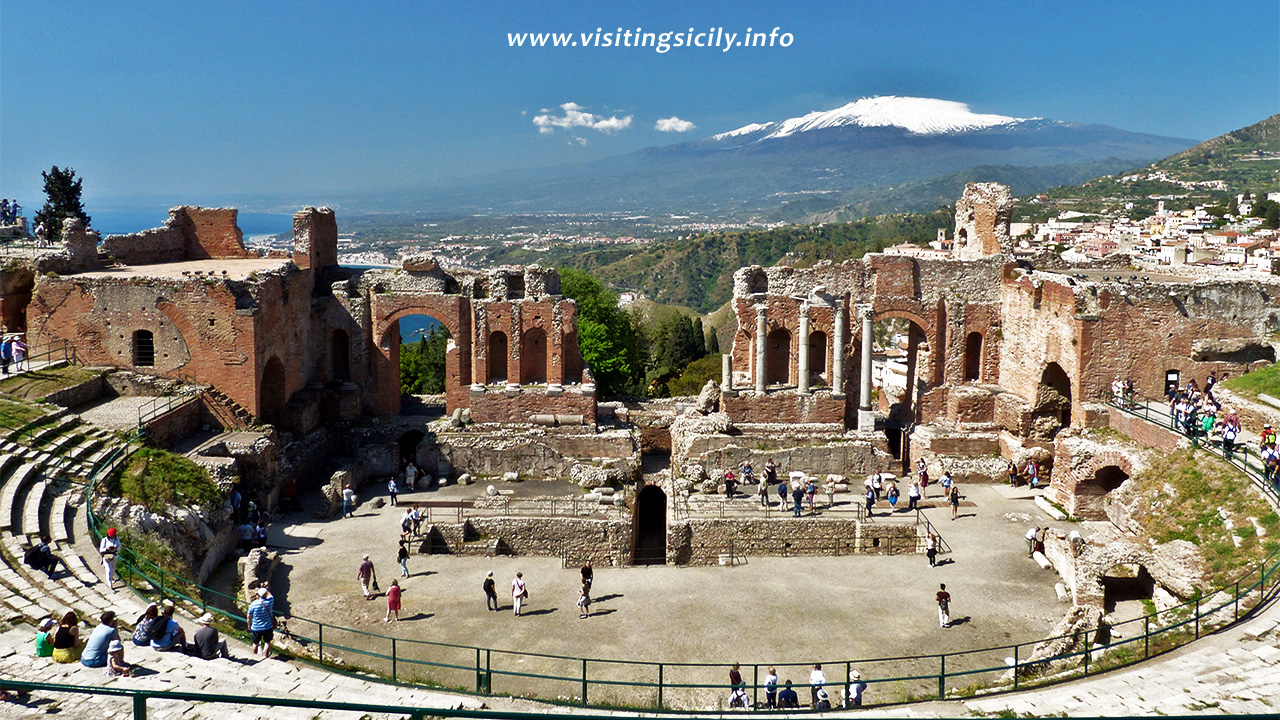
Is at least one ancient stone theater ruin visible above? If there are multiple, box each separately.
[3,183,1277,594]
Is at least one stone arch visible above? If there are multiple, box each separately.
[330,328,351,382]
[132,330,155,367]
[521,326,548,384]
[964,331,982,381]
[1034,362,1073,438]
[766,327,791,385]
[259,356,287,427]
[633,484,667,565]
[1060,453,1136,519]
[488,331,508,383]
[870,310,938,423]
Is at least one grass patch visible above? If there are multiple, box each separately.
[119,527,198,590]
[0,366,102,400]
[106,447,221,512]
[1127,449,1279,587]
[0,396,50,429]
[1220,362,1280,400]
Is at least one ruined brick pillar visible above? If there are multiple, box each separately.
[797,302,811,394]
[754,305,767,393]
[832,303,846,398]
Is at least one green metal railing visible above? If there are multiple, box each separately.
[77,434,1280,713]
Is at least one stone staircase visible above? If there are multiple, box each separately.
[0,410,144,628]
[199,387,256,431]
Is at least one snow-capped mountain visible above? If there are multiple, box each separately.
[711,96,1035,142]
[397,96,1196,219]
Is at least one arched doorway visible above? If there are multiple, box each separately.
[259,356,286,427]
[1033,362,1073,438]
[488,331,508,384]
[1101,563,1155,615]
[633,484,667,565]
[398,429,425,467]
[766,328,791,385]
[964,332,982,381]
[1071,464,1130,518]
[809,330,828,383]
[396,314,452,395]
[330,329,351,382]
[521,327,547,384]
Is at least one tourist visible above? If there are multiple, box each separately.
[131,604,159,646]
[400,508,414,539]
[814,688,831,710]
[229,488,242,520]
[777,477,788,512]
[825,477,836,509]
[483,571,498,611]
[847,669,867,708]
[940,469,955,495]
[949,484,960,521]
[236,521,255,552]
[1007,459,1019,487]
[405,461,418,489]
[25,536,65,579]
[1026,526,1039,557]
[409,506,423,535]
[34,618,55,657]
[870,472,882,501]
[11,336,26,372]
[0,335,11,375]
[763,458,777,486]
[150,602,186,652]
[385,579,403,622]
[864,485,875,517]
[580,560,593,590]
[908,479,921,511]
[764,666,779,709]
[1222,419,1239,460]
[512,571,528,617]
[254,519,269,548]
[936,583,952,627]
[741,460,754,486]
[104,640,134,677]
[757,472,770,508]
[777,680,799,709]
[926,533,938,567]
[248,587,275,657]
[246,500,259,525]
[577,584,591,619]
[728,662,749,708]
[398,540,410,578]
[193,613,230,659]
[98,527,120,588]
[917,458,929,496]
[792,480,805,517]
[886,481,899,510]
[80,611,120,668]
[808,663,826,708]
[342,483,356,518]
[1024,461,1038,488]
[806,477,817,512]
[387,476,399,506]
[51,611,81,663]
[357,554,378,599]
[723,468,736,498]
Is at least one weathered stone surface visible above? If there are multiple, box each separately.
[569,463,628,489]
[695,380,720,414]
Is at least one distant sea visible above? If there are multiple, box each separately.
[90,210,294,237]
[399,314,443,343]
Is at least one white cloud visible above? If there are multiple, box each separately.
[572,137,589,146]
[655,116,697,133]
[533,102,633,134]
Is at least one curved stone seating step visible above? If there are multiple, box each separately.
[19,475,50,539]
[0,461,41,533]
[26,415,83,449]
[50,492,72,544]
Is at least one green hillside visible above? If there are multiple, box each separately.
[557,210,952,314]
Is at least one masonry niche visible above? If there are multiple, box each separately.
[633,484,667,565]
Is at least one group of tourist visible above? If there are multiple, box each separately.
[0,199,21,226]
[729,663,869,710]
[1007,459,1042,488]
[0,334,28,375]
[1154,374,1278,474]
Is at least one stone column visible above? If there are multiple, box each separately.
[860,305,874,411]
[831,304,846,397]
[721,353,732,390]
[797,302,810,394]
[754,305,767,394]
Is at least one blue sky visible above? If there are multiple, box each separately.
[1,1,1276,208]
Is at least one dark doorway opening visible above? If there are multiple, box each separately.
[488,331,508,383]
[398,430,425,466]
[1101,564,1155,613]
[330,329,351,382]
[1164,370,1180,397]
[1095,465,1129,493]
[766,328,791,385]
[521,327,547,384]
[260,356,286,427]
[633,484,667,565]
[964,332,982,381]
[1033,362,1073,438]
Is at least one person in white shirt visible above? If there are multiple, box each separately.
[511,572,528,617]
[808,664,827,707]
[98,527,121,588]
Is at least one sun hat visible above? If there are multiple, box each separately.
[257,587,268,598]
[37,618,55,631]
[199,613,214,624]
[850,670,861,680]
[362,554,370,561]
[108,640,124,652]
[106,527,117,538]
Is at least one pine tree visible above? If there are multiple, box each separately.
[692,318,706,357]
[34,166,91,239]
[1227,195,1239,216]
[706,325,721,354]
[1267,204,1280,231]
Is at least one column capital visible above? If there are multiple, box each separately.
[755,304,768,318]
[857,304,876,323]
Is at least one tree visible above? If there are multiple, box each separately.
[34,166,91,239]
[399,327,448,395]
[559,267,644,397]
[1227,195,1240,216]
[706,325,720,355]
[1267,204,1280,231]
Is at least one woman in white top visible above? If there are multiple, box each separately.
[99,528,121,588]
